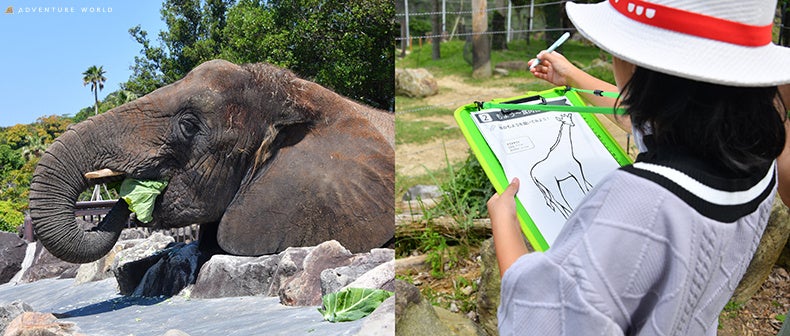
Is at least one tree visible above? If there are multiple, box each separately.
[126,0,395,110]
[82,65,107,116]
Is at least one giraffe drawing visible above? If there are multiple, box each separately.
[529,113,594,219]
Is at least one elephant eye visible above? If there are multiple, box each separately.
[179,117,200,138]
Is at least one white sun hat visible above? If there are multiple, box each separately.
[566,0,790,87]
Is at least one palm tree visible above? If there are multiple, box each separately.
[82,65,106,116]
[81,65,111,201]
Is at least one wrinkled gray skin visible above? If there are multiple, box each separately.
[29,60,394,264]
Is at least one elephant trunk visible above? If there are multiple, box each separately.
[28,117,130,264]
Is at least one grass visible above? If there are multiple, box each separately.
[395,119,461,145]
[396,38,615,86]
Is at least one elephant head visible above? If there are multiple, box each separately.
[29,59,394,263]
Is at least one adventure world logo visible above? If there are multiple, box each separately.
[4,5,113,14]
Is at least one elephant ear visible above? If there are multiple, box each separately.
[216,115,394,256]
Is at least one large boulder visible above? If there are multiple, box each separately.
[732,196,790,302]
[0,233,27,284]
[279,240,354,306]
[191,254,280,299]
[395,68,439,98]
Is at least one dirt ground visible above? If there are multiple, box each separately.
[395,74,790,335]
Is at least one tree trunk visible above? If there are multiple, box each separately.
[93,86,99,116]
[472,0,491,79]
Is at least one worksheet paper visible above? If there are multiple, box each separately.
[471,97,620,245]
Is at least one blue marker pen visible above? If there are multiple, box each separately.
[529,32,571,70]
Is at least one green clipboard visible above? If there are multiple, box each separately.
[454,87,632,252]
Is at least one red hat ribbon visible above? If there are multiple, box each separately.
[608,0,773,47]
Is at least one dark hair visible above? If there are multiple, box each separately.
[620,67,786,175]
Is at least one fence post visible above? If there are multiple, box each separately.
[507,0,512,42]
[405,0,410,51]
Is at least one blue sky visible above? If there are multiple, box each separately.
[0,1,167,127]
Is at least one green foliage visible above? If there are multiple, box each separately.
[318,288,394,322]
[420,226,453,278]
[435,152,495,220]
[0,200,23,232]
[0,115,73,232]
[126,0,394,110]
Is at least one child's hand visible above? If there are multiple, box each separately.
[487,178,520,227]
[487,178,528,276]
[529,51,577,87]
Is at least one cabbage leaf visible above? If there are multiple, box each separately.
[119,178,168,223]
[318,287,393,323]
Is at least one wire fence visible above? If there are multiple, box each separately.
[396,0,789,43]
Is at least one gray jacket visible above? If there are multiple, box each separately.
[499,150,776,336]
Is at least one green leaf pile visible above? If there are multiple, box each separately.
[119,178,168,223]
[318,288,393,323]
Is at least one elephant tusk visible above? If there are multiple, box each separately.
[84,168,125,180]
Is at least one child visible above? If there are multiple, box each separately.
[488,0,790,335]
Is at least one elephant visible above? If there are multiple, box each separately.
[28,59,394,264]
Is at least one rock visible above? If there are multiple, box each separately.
[116,242,203,297]
[112,234,176,296]
[119,227,150,241]
[434,305,485,336]
[3,312,84,336]
[321,249,395,295]
[0,232,27,284]
[111,232,175,271]
[0,301,33,333]
[340,260,395,292]
[401,185,442,202]
[18,243,79,283]
[354,296,395,336]
[733,196,790,303]
[266,246,313,297]
[192,254,280,299]
[74,243,125,284]
[476,238,500,336]
[494,60,528,72]
[395,68,439,98]
[279,240,354,306]
[133,242,203,297]
[778,236,790,269]
[394,279,454,336]
[493,68,509,76]
[161,330,191,336]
